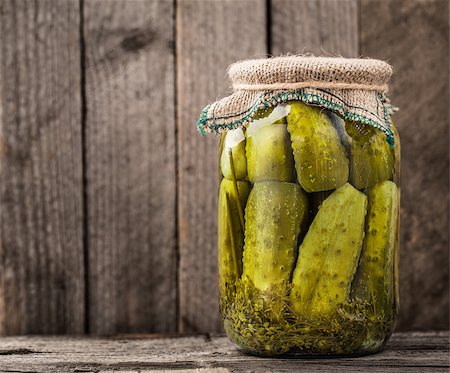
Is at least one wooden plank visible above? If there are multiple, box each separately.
[176,0,267,333]
[0,0,84,334]
[100,370,229,373]
[270,0,358,56]
[99,368,230,373]
[360,0,449,331]
[0,332,447,372]
[83,0,177,334]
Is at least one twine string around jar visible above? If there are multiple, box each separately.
[197,56,395,144]
[232,81,389,93]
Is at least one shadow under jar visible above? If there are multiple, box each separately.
[199,56,400,357]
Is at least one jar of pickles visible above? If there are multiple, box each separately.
[198,56,400,357]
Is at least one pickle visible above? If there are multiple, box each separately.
[393,184,401,314]
[246,108,295,182]
[287,102,349,192]
[391,121,401,312]
[390,123,400,309]
[242,181,308,291]
[346,121,394,189]
[220,128,247,180]
[351,180,399,313]
[291,183,367,318]
[218,179,251,291]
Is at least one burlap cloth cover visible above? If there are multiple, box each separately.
[197,56,395,145]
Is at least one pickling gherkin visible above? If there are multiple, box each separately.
[286,102,349,192]
[346,121,394,189]
[246,116,295,183]
[390,123,401,312]
[291,183,367,318]
[351,180,399,313]
[218,178,251,292]
[220,127,247,180]
[242,181,308,292]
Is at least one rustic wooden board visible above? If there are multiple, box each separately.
[83,0,177,334]
[0,0,84,334]
[360,0,449,331]
[176,0,267,333]
[270,0,358,56]
[0,332,447,372]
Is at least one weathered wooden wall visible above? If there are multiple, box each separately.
[83,0,177,335]
[0,0,448,335]
[0,0,85,335]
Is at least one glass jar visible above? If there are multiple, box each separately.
[217,101,400,357]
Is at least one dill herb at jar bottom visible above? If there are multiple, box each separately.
[221,278,393,356]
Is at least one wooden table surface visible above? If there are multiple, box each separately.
[0,331,448,372]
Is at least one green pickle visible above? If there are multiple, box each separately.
[352,180,399,313]
[246,106,295,183]
[346,121,394,189]
[242,181,308,291]
[287,102,349,192]
[390,123,401,312]
[217,102,399,357]
[220,127,247,180]
[218,178,251,292]
[291,183,367,318]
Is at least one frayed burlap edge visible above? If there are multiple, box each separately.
[197,88,394,146]
[197,56,395,145]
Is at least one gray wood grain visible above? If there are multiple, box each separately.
[0,0,84,334]
[176,0,267,333]
[83,0,177,334]
[270,0,358,56]
[360,0,449,331]
[0,332,447,372]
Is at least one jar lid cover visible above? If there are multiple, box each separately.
[229,56,392,90]
[197,55,396,146]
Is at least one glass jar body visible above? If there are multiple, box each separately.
[217,102,400,357]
